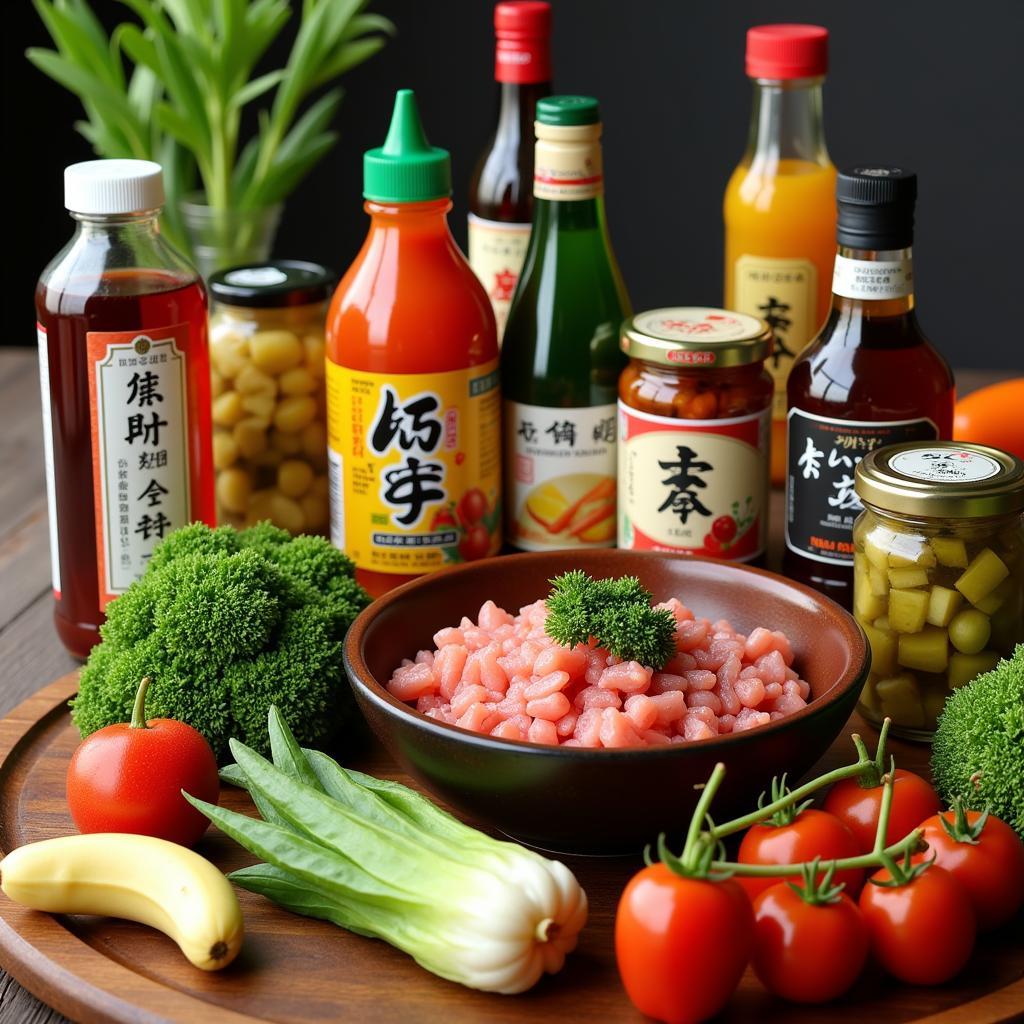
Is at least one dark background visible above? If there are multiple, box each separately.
[5,0,1023,372]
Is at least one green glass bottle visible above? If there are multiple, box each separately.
[501,95,631,551]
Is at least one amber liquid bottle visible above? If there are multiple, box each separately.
[468,1,551,340]
[785,167,955,607]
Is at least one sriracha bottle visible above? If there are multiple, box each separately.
[326,90,501,597]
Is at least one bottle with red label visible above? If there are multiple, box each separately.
[326,90,501,599]
[785,167,955,607]
[468,1,552,340]
[35,160,215,658]
[618,308,774,562]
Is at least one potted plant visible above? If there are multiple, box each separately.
[29,0,393,275]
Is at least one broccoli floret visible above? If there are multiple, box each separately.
[932,645,1024,838]
[71,523,369,760]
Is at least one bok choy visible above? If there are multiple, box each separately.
[188,707,587,994]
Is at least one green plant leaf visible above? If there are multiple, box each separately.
[230,69,286,111]
[340,12,395,41]
[311,36,387,90]
[246,130,337,208]
[33,0,125,91]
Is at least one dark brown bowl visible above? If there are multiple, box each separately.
[343,551,868,854]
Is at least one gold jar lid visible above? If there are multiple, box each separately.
[855,441,1024,519]
[621,307,773,368]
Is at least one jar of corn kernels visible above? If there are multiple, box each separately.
[208,261,334,534]
[618,307,773,561]
[853,441,1024,739]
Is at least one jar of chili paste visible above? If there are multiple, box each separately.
[618,307,773,560]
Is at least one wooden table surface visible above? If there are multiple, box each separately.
[0,347,1011,1023]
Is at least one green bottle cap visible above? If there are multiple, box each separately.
[363,89,451,203]
[536,95,600,126]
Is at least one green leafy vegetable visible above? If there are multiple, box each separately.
[27,0,393,261]
[189,707,588,994]
[544,571,677,669]
[931,644,1024,838]
[71,523,370,759]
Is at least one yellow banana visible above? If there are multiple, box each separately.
[0,833,243,970]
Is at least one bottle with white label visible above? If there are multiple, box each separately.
[468,1,552,341]
[501,96,631,551]
[785,166,955,608]
[35,160,215,658]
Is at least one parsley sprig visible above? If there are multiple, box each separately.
[543,571,678,669]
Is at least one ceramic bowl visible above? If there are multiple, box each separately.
[343,550,868,854]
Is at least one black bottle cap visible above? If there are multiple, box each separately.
[836,166,916,251]
[208,260,335,308]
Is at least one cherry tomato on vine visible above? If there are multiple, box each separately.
[859,864,975,985]
[458,523,491,561]
[737,808,865,901]
[703,533,723,554]
[912,804,1024,931]
[616,863,753,1024]
[711,516,737,544]
[752,882,869,1003]
[824,768,940,852]
[456,488,488,528]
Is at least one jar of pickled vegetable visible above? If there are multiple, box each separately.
[208,261,334,534]
[618,307,773,561]
[853,441,1024,739]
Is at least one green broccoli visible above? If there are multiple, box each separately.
[931,644,1024,838]
[72,523,371,760]
[544,571,678,668]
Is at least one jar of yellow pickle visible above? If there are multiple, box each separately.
[208,261,334,534]
[853,441,1024,739]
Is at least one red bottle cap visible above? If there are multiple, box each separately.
[495,1,552,84]
[745,24,828,79]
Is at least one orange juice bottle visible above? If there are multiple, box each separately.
[724,24,836,486]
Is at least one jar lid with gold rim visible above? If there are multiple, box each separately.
[620,307,773,368]
[855,441,1024,519]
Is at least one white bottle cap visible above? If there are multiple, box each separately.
[64,159,165,215]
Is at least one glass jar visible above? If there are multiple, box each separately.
[853,441,1024,740]
[207,261,335,535]
[618,307,773,561]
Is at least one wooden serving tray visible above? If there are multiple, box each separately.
[0,675,1021,1024]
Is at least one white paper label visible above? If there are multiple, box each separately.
[467,214,531,341]
[832,255,913,300]
[504,400,617,550]
[89,328,192,604]
[36,324,61,597]
[889,448,1002,483]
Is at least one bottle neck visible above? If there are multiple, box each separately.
[745,77,829,170]
[71,209,163,240]
[831,245,915,317]
[364,198,455,238]
[495,81,550,141]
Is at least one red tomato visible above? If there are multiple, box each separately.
[737,809,865,901]
[913,808,1024,931]
[703,532,723,554]
[456,488,488,528]
[616,863,753,1024]
[458,523,491,561]
[430,507,457,529]
[859,865,976,985]
[711,515,737,543]
[753,884,869,1003]
[66,677,220,847]
[824,769,940,852]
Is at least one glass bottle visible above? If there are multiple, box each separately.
[785,167,956,608]
[724,24,836,486]
[501,95,631,551]
[468,1,552,340]
[35,159,215,658]
[326,90,501,598]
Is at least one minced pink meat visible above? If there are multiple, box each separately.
[386,597,810,749]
